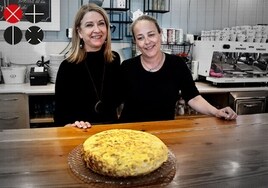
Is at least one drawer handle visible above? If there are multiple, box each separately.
[244,104,258,108]
[0,98,19,101]
[0,116,19,120]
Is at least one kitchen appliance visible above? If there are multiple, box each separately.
[30,67,49,86]
[229,91,268,115]
[193,41,268,86]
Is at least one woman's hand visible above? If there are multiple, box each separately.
[215,107,237,120]
[66,121,92,129]
[188,95,237,120]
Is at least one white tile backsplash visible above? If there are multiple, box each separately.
[0,41,131,84]
[0,42,70,65]
[0,41,131,65]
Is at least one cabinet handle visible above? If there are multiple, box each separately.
[0,98,19,101]
[244,104,258,108]
[0,116,19,120]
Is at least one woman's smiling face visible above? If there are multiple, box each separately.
[78,11,107,52]
[133,20,162,58]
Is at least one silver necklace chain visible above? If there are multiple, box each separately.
[84,62,105,113]
[141,53,165,72]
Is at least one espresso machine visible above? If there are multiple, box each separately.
[192,41,268,86]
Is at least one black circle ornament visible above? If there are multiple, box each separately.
[25,4,44,23]
[4,26,22,45]
[25,26,44,45]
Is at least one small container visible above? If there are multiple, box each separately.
[175,29,183,44]
[178,105,185,115]
[167,28,176,44]
[49,54,65,83]
[2,67,26,84]
[191,61,199,80]
[161,28,168,44]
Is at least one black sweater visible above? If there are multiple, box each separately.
[54,50,121,126]
[119,53,199,123]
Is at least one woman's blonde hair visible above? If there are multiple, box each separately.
[67,3,114,64]
[131,15,161,40]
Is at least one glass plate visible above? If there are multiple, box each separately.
[68,144,177,187]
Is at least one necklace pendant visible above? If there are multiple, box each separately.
[84,62,106,114]
[94,100,103,113]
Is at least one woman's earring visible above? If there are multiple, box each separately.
[79,39,84,49]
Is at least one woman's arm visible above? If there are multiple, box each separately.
[188,95,237,120]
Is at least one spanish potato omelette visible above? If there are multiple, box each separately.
[82,129,168,177]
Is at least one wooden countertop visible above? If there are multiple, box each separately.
[0,113,268,187]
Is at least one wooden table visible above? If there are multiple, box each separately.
[1,113,268,188]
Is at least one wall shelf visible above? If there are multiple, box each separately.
[143,0,170,13]
[103,0,130,10]
[103,0,131,40]
[30,117,54,124]
[104,7,129,11]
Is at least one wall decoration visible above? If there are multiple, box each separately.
[0,0,60,31]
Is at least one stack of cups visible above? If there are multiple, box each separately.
[236,27,247,42]
[255,30,262,43]
[222,28,231,41]
[200,25,268,43]
[161,28,184,44]
[167,28,176,44]
[175,29,183,44]
[161,28,168,44]
[214,30,222,41]
[201,30,211,41]
[49,54,65,83]
[229,30,237,41]
[245,29,255,43]
[251,25,267,43]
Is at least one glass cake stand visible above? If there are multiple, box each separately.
[68,144,177,188]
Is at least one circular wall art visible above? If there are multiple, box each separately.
[25,4,45,23]
[4,26,23,45]
[25,26,44,45]
[3,4,23,24]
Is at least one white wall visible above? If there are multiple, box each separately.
[0,41,131,66]
[161,0,268,35]
[0,0,267,65]
[1,0,267,42]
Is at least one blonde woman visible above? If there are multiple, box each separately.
[54,4,121,128]
[120,15,237,122]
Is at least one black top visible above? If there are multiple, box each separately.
[119,53,199,123]
[54,50,121,126]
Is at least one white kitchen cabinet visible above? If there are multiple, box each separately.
[0,94,30,129]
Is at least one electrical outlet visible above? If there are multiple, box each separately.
[66,28,73,39]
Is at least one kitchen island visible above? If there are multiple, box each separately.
[0,113,268,187]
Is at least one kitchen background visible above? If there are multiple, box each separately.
[0,0,267,67]
[0,0,267,128]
